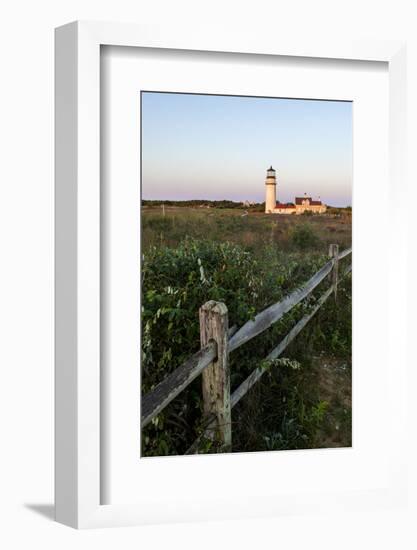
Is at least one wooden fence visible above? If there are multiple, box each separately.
[141,244,352,453]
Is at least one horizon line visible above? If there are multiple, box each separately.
[141,198,352,207]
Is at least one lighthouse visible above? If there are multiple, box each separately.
[265,166,277,213]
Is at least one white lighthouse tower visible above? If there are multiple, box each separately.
[265,166,277,213]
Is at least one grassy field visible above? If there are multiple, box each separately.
[141,205,352,456]
[142,205,352,253]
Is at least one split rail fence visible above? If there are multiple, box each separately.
[141,244,352,453]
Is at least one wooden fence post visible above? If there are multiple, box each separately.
[199,300,231,451]
[328,243,339,301]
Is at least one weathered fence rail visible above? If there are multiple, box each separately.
[228,257,335,352]
[141,244,352,452]
[142,324,238,428]
[230,283,335,409]
[141,342,216,428]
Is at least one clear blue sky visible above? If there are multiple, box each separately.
[141,92,352,207]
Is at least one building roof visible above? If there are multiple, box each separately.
[295,197,312,205]
[294,197,323,206]
[276,202,295,209]
[268,166,275,171]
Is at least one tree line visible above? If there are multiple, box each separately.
[142,199,265,210]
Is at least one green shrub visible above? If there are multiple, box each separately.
[290,223,320,250]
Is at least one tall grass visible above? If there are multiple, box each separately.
[142,207,351,254]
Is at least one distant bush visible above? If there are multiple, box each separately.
[290,224,320,250]
[248,202,266,212]
[142,199,257,209]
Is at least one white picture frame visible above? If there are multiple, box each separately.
[55,21,407,529]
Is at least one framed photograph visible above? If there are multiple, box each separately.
[55,21,407,528]
[139,91,353,459]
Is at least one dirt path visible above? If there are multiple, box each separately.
[313,354,352,448]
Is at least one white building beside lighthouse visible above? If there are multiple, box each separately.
[264,166,326,215]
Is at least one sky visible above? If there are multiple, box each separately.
[141,92,352,207]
